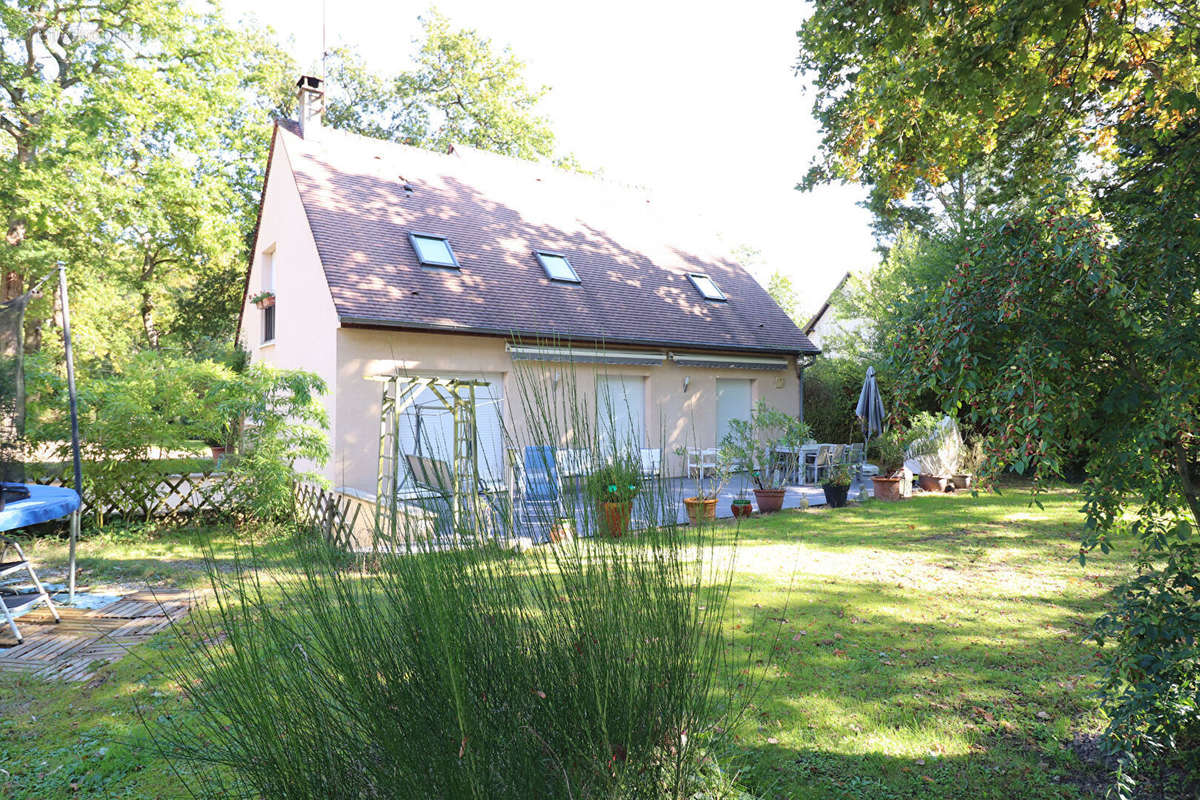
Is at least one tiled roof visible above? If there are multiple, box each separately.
[279,124,818,355]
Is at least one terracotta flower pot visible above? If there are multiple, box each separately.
[599,501,633,538]
[872,475,904,502]
[254,295,275,309]
[550,517,575,543]
[683,497,718,525]
[952,473,973,490]
[209,445,227,461]
[731,500,753,519]
[917,474,949,493]
[753,488,786,513]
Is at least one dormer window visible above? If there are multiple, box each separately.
[409,233,460,268]
[535,251,580,283]
[688,273,726,301]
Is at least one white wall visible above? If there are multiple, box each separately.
[239,128,340,480]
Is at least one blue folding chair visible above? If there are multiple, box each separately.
[520,446,563,541]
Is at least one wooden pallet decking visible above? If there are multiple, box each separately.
[0,590,192,682]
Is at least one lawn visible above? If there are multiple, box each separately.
[0,486,1135,799]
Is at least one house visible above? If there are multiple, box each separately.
[236,77,819,505]
[802,271,871,358]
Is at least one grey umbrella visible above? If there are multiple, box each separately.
[855,366,886,459]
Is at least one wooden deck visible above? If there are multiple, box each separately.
[0,590,192,682]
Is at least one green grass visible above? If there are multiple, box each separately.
[0,487,1136,798]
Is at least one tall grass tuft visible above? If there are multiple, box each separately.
[152,356,773,798]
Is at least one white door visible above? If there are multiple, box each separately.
[716,378,752,447]
[397,379,505,492]
[596,375,645,454]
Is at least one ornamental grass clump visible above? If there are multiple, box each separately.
[153,357,770,799]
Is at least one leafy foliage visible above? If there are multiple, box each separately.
[155,498,760,798]
[584,455,642,504]
[798,2,1200,788]
[802,356,868,444]
[720,401,810,491]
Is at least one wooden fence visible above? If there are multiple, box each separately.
[32,469,232,526]
[294,482,363,550]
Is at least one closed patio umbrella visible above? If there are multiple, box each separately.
[855,366,886,458]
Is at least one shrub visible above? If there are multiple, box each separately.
[24,350,327,525]
[720,401,810,491]
[801,357,864,443]
[155,523,761,798]
[584,454,642,504]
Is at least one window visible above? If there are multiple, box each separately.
[409,233,460,268]
[596,375,646,450]
[534,251,580,283]
[687,272,726,301]
[261,247,276,344]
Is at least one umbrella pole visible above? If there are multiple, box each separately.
[58,264,82,604]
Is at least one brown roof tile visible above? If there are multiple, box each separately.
[280,126,818,355]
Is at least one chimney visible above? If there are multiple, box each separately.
[296,75,325,137]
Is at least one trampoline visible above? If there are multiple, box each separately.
[0,265,83,644]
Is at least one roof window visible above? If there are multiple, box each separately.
[409,233,460,268]
[688,273,726,301]
[535,251,580,283]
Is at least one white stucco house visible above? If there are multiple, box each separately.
[236,77,820,506]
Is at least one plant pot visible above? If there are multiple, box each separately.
[822,483,850,508]
[731,500,753,519]
[917,474,949,493]
[550,517,575,543]
[254,295,275,309]
[871,475,905,502]
[952,473,973,490]
[599,501,633,538]
[683,497,718,525]
[209,445,227,461]
[753,488,786,513]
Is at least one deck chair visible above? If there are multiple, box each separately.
[521,446,563,538]
[1,535,60,644]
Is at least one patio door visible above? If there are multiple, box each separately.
[596,375,645,455]
[396,377,505,492]
[716,378,752,446]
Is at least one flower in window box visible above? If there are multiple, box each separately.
[251,291,276,309]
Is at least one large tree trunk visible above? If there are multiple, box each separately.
[1177,438,1200,532]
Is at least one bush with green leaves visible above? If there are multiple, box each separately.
[583,454,642,504]
[801,356,867,444]
[24,350,327,524]
[720,401,810,491]
[157,527,762,799]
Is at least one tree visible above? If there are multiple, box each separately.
[765,270,799,323]
[797,1,1200,788]
[314,12,572,167]
[0,1,291,358]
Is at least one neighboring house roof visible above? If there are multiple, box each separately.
[269,123,818,356]
[803,271,852,336]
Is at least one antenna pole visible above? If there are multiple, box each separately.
[57,263,82,603]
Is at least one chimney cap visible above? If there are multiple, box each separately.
[297,75,323,90]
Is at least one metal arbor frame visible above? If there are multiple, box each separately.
[369,373,493,548]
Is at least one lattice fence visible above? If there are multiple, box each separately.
[294,482,363,550]
[32,469,233,526]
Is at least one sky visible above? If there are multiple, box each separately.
[220,0,879,317]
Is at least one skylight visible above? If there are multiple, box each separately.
[535,251,580,283]
[409,233,460,268]
[688,273,726,301]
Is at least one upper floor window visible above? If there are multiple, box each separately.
[409,233,460,268]
[535,251,580,283]
[687,272,726,302]
[260,246,276,344]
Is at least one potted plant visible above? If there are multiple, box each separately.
[550,515,575,543]
[730,481,753,519]
[953,441,985,490]
[585,456,641,538]
[721,401,810,514]
[870,427,913,502]
[677,445,732,525]
[822,461,853,509]
[908,412,956,493]
[250,290,275,309]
